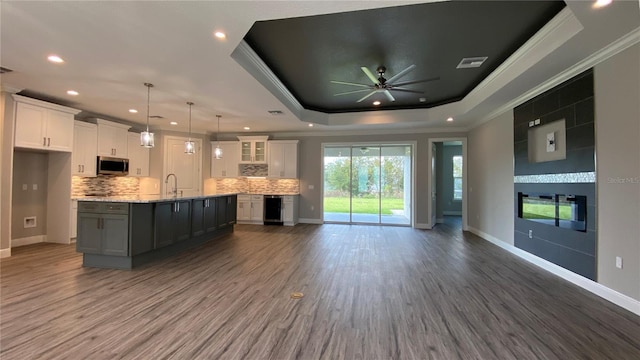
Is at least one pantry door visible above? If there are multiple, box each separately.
[164,136,202,197]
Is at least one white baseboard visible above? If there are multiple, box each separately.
[414,223,430,229]
[11,235,46,247]
[436,218,444,224]
[299,218,323,224]
[467,226,640,316]
[443,211,462,216]
[0,248,11,258]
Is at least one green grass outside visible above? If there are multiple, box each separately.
[324,197,404,215]
[522,203,572,220]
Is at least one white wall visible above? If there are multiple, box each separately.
[467,111,515,245]
[594,43,640,301]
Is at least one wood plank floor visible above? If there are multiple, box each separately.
[1,219,639,359]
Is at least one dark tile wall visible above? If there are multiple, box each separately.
[514,69,595,175]
[513,69,596,280]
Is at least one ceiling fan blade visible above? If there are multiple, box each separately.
[384,90,395,102]
[333,89,374,96]
[330,80,371,88]
[392,76,440,87]
[389,88,424,94]
[356,91,377,103]
[387,64,416,83]
[361,67,379,85]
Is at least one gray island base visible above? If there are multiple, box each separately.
[76,194,237,269]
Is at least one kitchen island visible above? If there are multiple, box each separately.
[75,194,237,269]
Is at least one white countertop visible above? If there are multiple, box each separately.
[74,193,239,203]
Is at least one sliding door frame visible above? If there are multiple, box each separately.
[321,141,417,227]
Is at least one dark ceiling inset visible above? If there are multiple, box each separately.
[244,1,566,113]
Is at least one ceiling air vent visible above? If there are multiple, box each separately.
[456,57,488,69]
[149,115,164,119]
[268,110,284,115]
[0,67,13,74]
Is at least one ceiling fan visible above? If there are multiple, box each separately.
[331,65,439,103]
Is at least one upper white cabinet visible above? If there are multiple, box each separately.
[127,132,150,177]
[92,119,130,158]
[72,121,98,177]
[211,141,239,178]
[268,140,298,178]
[13,95,80,152]
[237,136,268,164]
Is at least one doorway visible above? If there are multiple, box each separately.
[427,138,467,230]
[163,136,202,197]
[322,143,414,226]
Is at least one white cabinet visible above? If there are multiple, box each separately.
[237,194,264,224]
[127,132,150,177]
[268,140,298,178]
[211,141,240,178]
[13,95,79,152]
[237,136,268,163]
[93,119,130,157]
[72,121,98,177]
[282,195,299,226]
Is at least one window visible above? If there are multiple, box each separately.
[453,155,463,200]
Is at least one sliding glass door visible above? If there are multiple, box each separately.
[323,144,412,225]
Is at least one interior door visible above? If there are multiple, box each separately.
[165,137,202,196]
[431,143,437,228]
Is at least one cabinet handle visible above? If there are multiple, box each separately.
[48,138,50,147]
[81,165,84,173]
[43,137,47,146]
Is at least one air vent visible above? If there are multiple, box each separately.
[149,115,164,119]
[456,57,488,69]
[268,110,284,115]
[0,67,13,74]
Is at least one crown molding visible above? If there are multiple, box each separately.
[476,25,640,128]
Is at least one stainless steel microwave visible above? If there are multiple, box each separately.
[97,156,129,176]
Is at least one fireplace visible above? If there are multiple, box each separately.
[518,192,586,232]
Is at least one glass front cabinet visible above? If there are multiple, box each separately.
[238,136,268,163]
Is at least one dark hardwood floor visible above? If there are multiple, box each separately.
[1,219,639,359]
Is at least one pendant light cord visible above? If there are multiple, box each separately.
[144,83,153,132]
[187,102,193,140]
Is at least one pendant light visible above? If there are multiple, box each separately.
[214,115,223,159]
[184,102,195,154]
[140,82,155,148]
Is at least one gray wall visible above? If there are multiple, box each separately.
[1,93,15,252]
[435,142,444,220]
[276,131,465,226]
[467,111,515,245]
[467,45,639,301]
[441,144,462,215]
[594,44,639,301]
[11,151,49,239]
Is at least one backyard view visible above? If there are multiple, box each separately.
[323,145,411,224]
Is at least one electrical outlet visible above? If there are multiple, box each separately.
[615,256,623,269]
[308,184,314,190]
[32,184,38,190]
[22,184,27,191]
[528,230,533,239]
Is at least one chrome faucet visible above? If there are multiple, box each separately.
[165,173,178,197]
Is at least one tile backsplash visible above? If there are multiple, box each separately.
[214,178,299,195]
[239,164,268,177]
[72,176,140,197]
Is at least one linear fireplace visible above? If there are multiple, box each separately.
[518,192,587,232]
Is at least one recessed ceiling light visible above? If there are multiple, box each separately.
[66,90,78,96]
[47,55,64,63]
[447,117,454,122]
[214,31,226,39]
[308,123,314,127]
[170,121,178,125]
[373,101,381,106]
[593,0,612,8]
[129,109,138,113]
[244,127,250,130]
